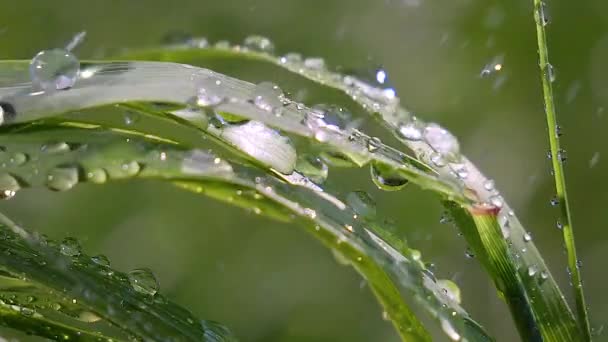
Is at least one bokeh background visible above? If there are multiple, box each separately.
[0,0,607,341]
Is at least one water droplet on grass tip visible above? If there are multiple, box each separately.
[128,268,159,296]
[30,49,80,91]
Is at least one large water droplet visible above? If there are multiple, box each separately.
[437,279,461,304]
[370,162,408,191]
[30,49,80,91]
[128,268,159,296]
[243,35,275,54]
[252,82,284,113]
[423,123,460,161]
[60,237,81,257]
[346,191,377,219]
[47,167,79,191]
[310,104,351,131]
[295,155,328,184]
[0,173,20,199]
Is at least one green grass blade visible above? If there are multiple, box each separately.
[0,211,236,341]
[532,1,591,340]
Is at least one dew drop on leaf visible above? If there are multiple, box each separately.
[528,265,538,277]
[10,152,28,166]
[128,268,160,296]
[46,167,79,191]
[370,162,408,191]
[303,57,326,70]
[546,63,556,83]
[550,196,559,206]
[483,179,495,191]
[42,142,72,154]
[86,168,108,184]
[252,82,284,112]
[60,237,82,257]
[243,35,275,54]
[295,155,328,184]
[346,191,377,219]
[423,123,460,161]
[29,49,80,91]
[523,232,533,242]
[91,254,110,267]
[0,173,20,199]
[397,122,423,141]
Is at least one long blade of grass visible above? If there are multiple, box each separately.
[532,1,591,340]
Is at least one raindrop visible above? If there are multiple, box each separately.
[550,196,559,206]
[42,142,72,154]
[310,104,352,132]
[303,57,326,70]
[430,152,447,167]
[424,123,460,161]
[546,63,556,83]
[0,173,20,199]
[60,237,81,257]
[20,307,35,316]
[370,162,408,191]
[243,35,275,54]
[252,82,284,112]
[483,179,495,191]
[91,254,110,267]
[30,49,80,91]
[320,151,357,168]
[397,122,423,141]
[46,167,79,191]
[295,155,328,184]
[86,168,108,184]
[128,268,159,296]
[453,164,468,179]
[346,191,377,219]
[523,232,533,242]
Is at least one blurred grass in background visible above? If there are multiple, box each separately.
[0,0,607,340]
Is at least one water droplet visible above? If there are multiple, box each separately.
[295,155,328,184]
[20,307,35,316]
[124,112,140,125]
[453,164,469,179]
[437,279,461,304]
[86,168,107,184]
[367,137,382,153]
[540,271,549,281]
[346,191,377,219]
[243,35,275,53]
[60,237,81,257]
[465,248,475,258]
[523,232,532,242]
[91,254,110,267]
[193,76,224,108]
[47,167,79,191]
[0,173,20,199]
[50,303,62,311]
[30,49,80,91]
[480,55,504,78]
[370,162,408,191]
[303,57,326,70]
[252,82,284,112]
[397,122,423,141]
[556,221,563,230]
[424,123,460,161]
[546,63,556,83]
[280,53,302,64]
[430,152,447,167]
[310,104,352,132]
[555,125,562,137]
[557,149,567,162]
[550,196,559,206]
[42,142,71,154]
[120,161,141,177]
[489,195,503,208]
[9,152,28,166]
[441,318,462,341]
[483,179,495,191]
[128,268,159,296]
[528,265,538,277]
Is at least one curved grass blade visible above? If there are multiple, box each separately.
[0,123,494,341]
[112,43,586,341]
[0,211,236,341]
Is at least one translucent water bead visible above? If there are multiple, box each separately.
[30,49,80,91]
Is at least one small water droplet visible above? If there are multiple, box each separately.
[546,63,556,83]
[91,254,110,267]
[0,173,20,199]
[523,232,532,242]
[465,248,475,258]
[424,123,460,161]
[243,35,275,53]
[86,168,107,184]
[252,82,284,112]
[30,49,80,91]
[193,76,224,108]
[397,122,423,141]
[550,196,559,206]
[557,149,567,162]
[42,142,71,154]
[430,152,447,167]
[120,161,141,177]
[538,1,550,26]
[438,279,461,304]
[480,55,504,78]
[453,164,469,179]
[483,179,495,191]
[51,303,62,311]
[20,307,35,316]
[367,137,382,153]
[295,155,328,184]
[47,167,79,191]
[9,152,28,166]
[556,221,563,230]
[346,191,377,219]
[309,104,352,132]
[303,57,326,70]
[540,270,549,281]
[528,265,538,277]
[128,268,159,296]
[555,125,562,137]
[280,53,302,64]
[370,162,408,191]
[124,112,140,125]
[60,237,81,257]
[489,195,503,208]
[440,318,462,341]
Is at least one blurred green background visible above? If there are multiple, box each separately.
[1,0,607,341]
